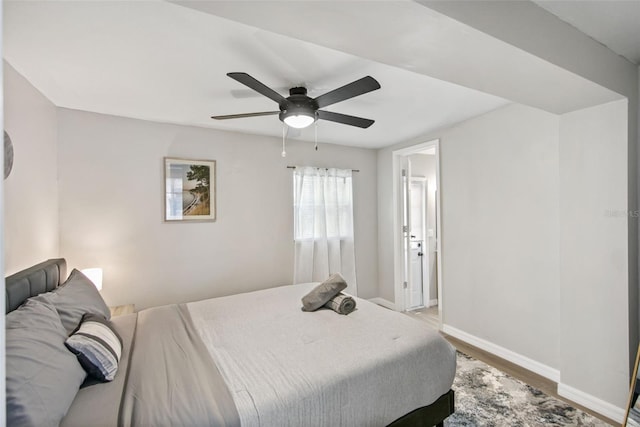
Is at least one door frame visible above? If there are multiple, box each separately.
[392,140,443,326]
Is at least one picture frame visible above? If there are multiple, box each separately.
[164,157,216,222]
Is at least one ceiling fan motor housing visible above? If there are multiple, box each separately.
[279,87,318,126]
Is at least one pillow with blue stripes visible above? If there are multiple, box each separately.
[65,313,122,382]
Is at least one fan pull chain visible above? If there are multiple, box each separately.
[314,121,318,151]
[281,125,287,158]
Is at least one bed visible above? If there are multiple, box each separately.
[5,258,456,427]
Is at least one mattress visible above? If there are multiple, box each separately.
[187,283,456,427]
[61,284,455,427]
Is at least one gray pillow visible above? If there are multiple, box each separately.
[301,273,348,312]
[33,269,110,334]
[6,298,86,427]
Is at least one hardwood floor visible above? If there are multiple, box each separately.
[404,305,439,329]
[404,307,617,426]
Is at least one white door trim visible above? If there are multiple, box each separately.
[434,143,443,327]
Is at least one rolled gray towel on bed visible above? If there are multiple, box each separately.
[301,273,348,312]
[324,293,357,315]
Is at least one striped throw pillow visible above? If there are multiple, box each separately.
[65,314,122,382]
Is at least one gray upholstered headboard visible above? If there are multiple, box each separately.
[5,258,67,313]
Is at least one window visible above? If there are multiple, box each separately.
[293,167,357,294]
[294,168,353,240]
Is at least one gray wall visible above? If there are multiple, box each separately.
[438,104,561,370]
[3,62,59,274]
[56,109,378,309]
[424,4,639,402]
[377,100,631,413]
[559,99,629,407]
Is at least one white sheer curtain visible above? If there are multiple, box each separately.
[293,166,357,295]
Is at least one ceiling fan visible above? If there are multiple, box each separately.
[212,73,381,129]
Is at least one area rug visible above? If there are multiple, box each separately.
[445,352,610,426]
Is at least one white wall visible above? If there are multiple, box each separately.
[377,99,632,416]
[424,1,639,389]
[439,104,561,369]
[379,104,561,371]
[559,99,629,408]
[57,110,378,309]
[377,145,398,303]
[3,62,59,274]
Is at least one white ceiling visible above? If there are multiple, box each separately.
[3,0,510,149]
[532,0,640,66]
[171,0,621,113]
[6,1,629,151]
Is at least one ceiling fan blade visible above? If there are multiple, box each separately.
[211,111,280,120]
[231,86,291,99]
[314,76,381,109]
[317,110,375,128]
[227,72,286,105]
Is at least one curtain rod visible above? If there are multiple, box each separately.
[287,166,360,173]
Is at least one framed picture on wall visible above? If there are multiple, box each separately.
[164,157,216,222]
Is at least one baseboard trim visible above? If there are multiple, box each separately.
[427,299,438,307]
[368,297,396,311]
[442,324,624,422]
[557,383,626,424]
[442,324,560,382]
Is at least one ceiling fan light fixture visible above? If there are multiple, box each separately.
[282,111,315,129]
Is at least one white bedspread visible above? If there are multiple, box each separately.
[187,283,456,427]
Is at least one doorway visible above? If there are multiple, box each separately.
[393,140,443,327]
[406,177,428,310]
